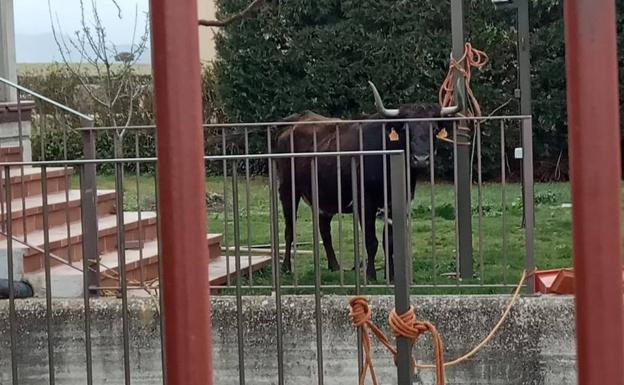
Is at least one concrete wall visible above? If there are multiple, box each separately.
[0,295,576,384]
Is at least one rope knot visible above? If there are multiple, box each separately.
[349,296,372,328]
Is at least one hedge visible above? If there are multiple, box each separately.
[213,0,624,180]
[16,1,624,180]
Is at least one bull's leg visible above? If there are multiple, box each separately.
[382,221,394,282]
[363,202,379,281]
[319,214,340,271]
[279,182,300,274]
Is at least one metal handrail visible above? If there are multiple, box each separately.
[0,76,94,123]
[0,150,406,167]
[74,114,533,131]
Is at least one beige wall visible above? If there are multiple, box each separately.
[198,0,217,63]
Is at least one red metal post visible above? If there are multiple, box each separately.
[564,1,624,384]
[149,1,213,384]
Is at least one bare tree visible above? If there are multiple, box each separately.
[48,0,150,142]
[199,0,267,28]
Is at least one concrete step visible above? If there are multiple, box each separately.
[0,189,116,236]
[207,233,222,261]
[0,167,72,201]
[17,211,158,273]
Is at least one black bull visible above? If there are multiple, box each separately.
[274,83,457,281]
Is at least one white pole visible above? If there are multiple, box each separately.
[0,0,17,102]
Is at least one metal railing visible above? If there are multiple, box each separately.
[0,77,536,385]
[69,114,534,292]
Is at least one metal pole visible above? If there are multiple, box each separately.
[451,0,473,279]
[0,0,17,102]
[564,1,624,384]
[516,0,531,117]
[390,153,412,385]
[521,119,534,292]
[80,118,99,295]
[149,1,213,384]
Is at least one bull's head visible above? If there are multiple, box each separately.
[368,81,459,168]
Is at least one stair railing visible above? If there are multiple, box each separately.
[0,76,100,294]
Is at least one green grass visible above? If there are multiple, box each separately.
[77,173,580,294]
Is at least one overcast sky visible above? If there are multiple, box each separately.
[15,0,150,44]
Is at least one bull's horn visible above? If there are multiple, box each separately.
[440,105,461,116]
[441,77,466,116]
[368,81,400,118]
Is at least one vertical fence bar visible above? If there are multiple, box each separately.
[78,165,94,385]
[564,1,624,383]
[16,96,26,243]
[429,124,437,286]
[311,156,324,385]
[521,119,535,291]
[404,123,413,284]
[389,154,412,384]
[500,121,508,285]
[62,121,71,263]
[231,163,246,385]
[289,129,298,286]
[115,161,131,385]
[476,123,484,285]
[222,129,230,286]
[452,123,460,285]
[269,159,285,385]
[244,127,253,285]
[41,166,56,385]
[0,158,5,232]
[335,125,344,286]
[135,132,145,285]
[358,125,367,285]
[80,119,99,294]
[5,166,18,385]
[350,157,363,375]
[381,124,390,285]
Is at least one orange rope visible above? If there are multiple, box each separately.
[389,307,446,385]
[439,42,489,117]
[351,296,445,385]
[349,270,527,385]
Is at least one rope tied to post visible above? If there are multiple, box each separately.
[349,296,398,385]
[436,43,488,146]
[439,42,488,118]
[349,270,528,385]
[350,296,446,385]
[389,307,446,385]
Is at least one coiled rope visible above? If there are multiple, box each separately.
[437,43,489,146]
[350,270,527,385]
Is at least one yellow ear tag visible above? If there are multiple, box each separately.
[437,128,448,139]
[388,128,399,142]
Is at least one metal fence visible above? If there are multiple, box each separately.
[66,115,534,293]
[0,77,535,384]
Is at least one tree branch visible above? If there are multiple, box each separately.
[199,0,266,28]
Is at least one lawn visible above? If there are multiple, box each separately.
[81,173,579,294]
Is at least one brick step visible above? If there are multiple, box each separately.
[99,234,224,287]
[16,212,158,273]
[0,189,116,236]
[1,167,72,201]
[24,233,258,297]
[0,146,22,163]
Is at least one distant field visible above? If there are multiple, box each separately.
[17,63,152,76]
